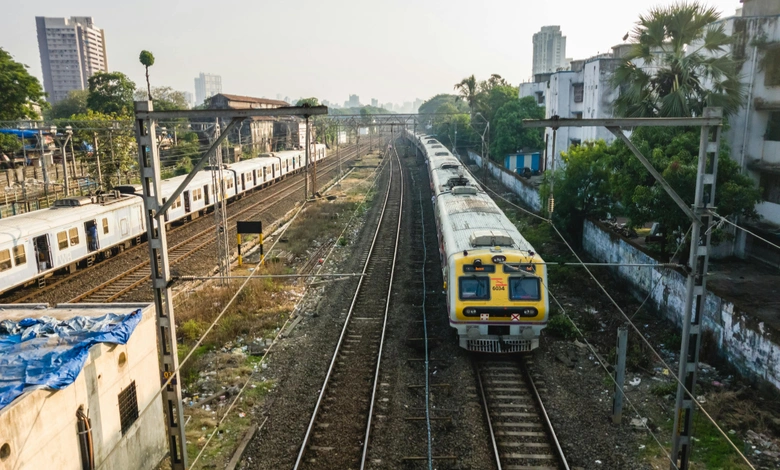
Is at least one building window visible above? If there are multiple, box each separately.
[535,91,545,104]
[766,112,780,141]
[118,381,139,435]
[764,46,780,87]
[573,112,583,119]
[573,83,584,103]
[761,173,780,204]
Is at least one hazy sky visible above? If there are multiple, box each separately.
[1,0,742,106]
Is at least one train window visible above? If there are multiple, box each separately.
[69,227,79,246]
[173,196,181,209]
[13,245,26,266]
[0,249,10,271]
[459,277,490,300]
[121,218,129,236]
[509,278,541,301]
[102,218,109,234]
[57,231,68,250]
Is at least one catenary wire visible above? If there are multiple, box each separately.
[478,168,756,469]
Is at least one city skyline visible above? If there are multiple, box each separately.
[2,0,742,107]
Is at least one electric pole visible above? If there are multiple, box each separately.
[92,132,102,190]
[211,120,231,284]
[304,116,310,200]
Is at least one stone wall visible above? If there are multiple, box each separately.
[467,151,541,211]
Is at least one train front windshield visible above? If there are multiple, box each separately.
[509,277,540,301]
[459,277,489,300]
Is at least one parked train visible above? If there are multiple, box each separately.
[407,131,548,353]
[0,145,327,295]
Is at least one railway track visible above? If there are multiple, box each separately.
[475,357,569,470]
[6,144,363,304]
[294,146,403,469]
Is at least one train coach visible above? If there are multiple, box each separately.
[408,131,549,353]
[0,145,328,295]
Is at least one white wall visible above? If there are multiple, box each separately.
[0,304,167,470]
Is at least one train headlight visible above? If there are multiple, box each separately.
[520,308,538,317]
[464,308,477,315]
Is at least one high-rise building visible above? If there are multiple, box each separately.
[182,91,195,108]
[371,98,378,107]
[347,94,360,108]
[532,26,567,75]
[36,16,108,104]
[194,73,222,105]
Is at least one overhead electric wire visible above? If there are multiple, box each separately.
[480,170,756,469]
[709,210,780,254]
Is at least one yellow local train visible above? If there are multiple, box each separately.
[408,131,548,353]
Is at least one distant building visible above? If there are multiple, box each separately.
[208,93,289,155]
[0,304,167,470]
[194,73,222,105]
[413,98,423,113]
[532,26,567,75]
[347,94,360,108]
[35,16,108,104]
[371,98,378,107]
[182,91,194,108]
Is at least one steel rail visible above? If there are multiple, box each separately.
[7,144,360,303]
[65,146,364,303]
[522,359,570,470]
[293,148,400,469]
[360,145,404,469]
[475,359,570,470]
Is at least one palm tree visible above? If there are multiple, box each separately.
[454,75,479,115]
[612,2,743,118]
[139,50,155,100]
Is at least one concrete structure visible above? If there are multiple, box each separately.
[532,26,567,75]
[182,91,194,108]
[35,16,108,104]
[0,303,166,470]
[194,73,222,105]
[208,93,289,154]
[689,0,780,261]
[520,49,624,171]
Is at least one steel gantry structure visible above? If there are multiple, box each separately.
[524,108,731,470]
[132,101,327,469]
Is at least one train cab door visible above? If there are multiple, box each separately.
[184,190,191,213]
[203,185,210,205]
[252,170,257,186]
[84,219,99,252]
[33,235,52,272]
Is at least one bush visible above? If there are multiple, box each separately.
[546,314,578,340]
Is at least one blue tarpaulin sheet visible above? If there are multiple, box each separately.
[0,310,142,410]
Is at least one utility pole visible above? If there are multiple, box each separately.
[110,123,120,185]
[38,129,49,197]
[132,101,188,470]
[311,119,317,196]
[211,120,231,284]
[58,127,73,196]
[612,326,628,424]
[669,107,723,470]
[522,109,724,470]
[92,132,102,190]
[304,116,310,200]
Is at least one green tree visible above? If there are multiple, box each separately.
[418,94,468,115]
[478,84,520,128]
[296,97,320,107]
[540,140,617,243]
[134,86,188,110]
[139,50,155,100]
[0,133,23,156]
[87,72,136,116]
[47,89,89,119]
[454,75,479,114]
[0,48,47,120]
[612,2,743,117]
[491,97,545,160]
[58,110,135,188]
